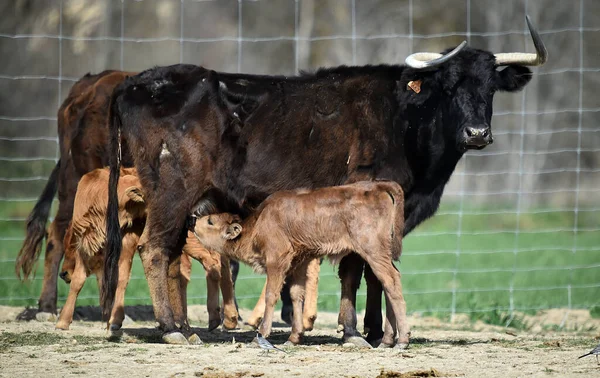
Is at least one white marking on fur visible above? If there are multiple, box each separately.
[346,154,351,165]
[160,142,171,158]
[219,81,227,90]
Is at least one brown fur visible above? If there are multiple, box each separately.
[56,168,238,331]
[192,180,408,346]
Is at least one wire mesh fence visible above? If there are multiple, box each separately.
[0,0,598,319]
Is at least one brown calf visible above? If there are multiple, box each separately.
[55,168,238,335]
[191,180,409,348]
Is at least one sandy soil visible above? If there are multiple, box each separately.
[1,306,600,378]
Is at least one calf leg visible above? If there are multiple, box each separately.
[302,258,320,331]
[108,231,140,331]
[379,293,398,348]
[259,258,290,338]
[55,254,86,330]
[183,237,222,331]
[363,264,384,344]
[286,260,311,345]
[167,251,189,331]
[363,257,410,348]
[219,255,238,330]
[338,253,370,347]
[247,282,267,329]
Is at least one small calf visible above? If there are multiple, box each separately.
[55,168,238,332]
[191,180,409,347]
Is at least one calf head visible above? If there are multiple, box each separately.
[401,16,546,155]
[189,213,242,254]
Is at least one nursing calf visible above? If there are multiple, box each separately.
[191,181,409,347]
[55,168,238,335]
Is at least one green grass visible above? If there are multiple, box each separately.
[1,200,599,321]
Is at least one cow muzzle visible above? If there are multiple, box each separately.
[463,126,493,150]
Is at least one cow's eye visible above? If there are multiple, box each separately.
[207,217,213,226]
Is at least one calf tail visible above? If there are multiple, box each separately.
[388,183,404,261]
[101,90,124,323]
[15,160,60,280]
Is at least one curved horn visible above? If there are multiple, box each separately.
[494,15,548,66]
[405,41,467,69]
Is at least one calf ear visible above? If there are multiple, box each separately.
[125,186,145,203]
[496,66,532,92]
[223,223,242,240]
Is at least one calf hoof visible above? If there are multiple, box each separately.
[162,331,189,345]
[303,316,316,332]
[207,319,221,332]
[55,322,70,331]
[344,336,373,349]
[394,342,409,350]
[109,324,124,338]
[244,317,261,330]
[188,333,203,345]
[283,340,297,347]
[36,312,57,322]
[222,316,238,330]
[376,341,394,349]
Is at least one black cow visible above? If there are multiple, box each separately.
[103,16,546,347]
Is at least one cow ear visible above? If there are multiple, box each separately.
[223,223,242,240]
[125,186,145,203]
[496,65,532,92]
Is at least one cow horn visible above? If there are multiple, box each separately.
[494,15,548,66]
[404,41,467,69]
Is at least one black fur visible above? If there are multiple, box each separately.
[15,160,60,280]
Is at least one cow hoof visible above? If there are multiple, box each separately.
[109,324,124,338]
[55,323,69,331]
[394,343,409,350]
[222,317,237,331]
[162,332,189,345]
[344,336,373,349]
[188,334,203,345]
[377,341,394,349]
[36,312,56,322]
[207,319,220,332]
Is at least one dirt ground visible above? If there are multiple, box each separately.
[1,306,599,378]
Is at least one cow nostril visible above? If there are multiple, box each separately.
[465,127,474,137]
[481,129,489,138]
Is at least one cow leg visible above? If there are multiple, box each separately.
[38,161,77,315]
[37,219,67,315]
[167,251,189,332]
[109,231,140,332]
[363,263,384,344]
[229,259,242,320]
[247,281,267,329]
[219,255,238,330]
[363,257,410,348]
[337,253,370,348]
[280,279,293,325]
[55,253,86,330]
[286,260,311,345]
[302,258,320,331]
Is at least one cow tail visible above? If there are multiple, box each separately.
[14,160,60,280]
[389,183,404,261]
[101,90,124,324]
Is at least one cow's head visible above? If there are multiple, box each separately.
[189,213,242,254]
[402,16,547,154]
